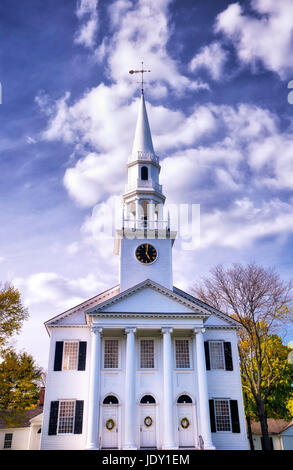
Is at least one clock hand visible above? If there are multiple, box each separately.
[145,244,150,259]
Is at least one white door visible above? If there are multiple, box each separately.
[101,406,119,449]
[178,405,195,448]
[140,405,156,448]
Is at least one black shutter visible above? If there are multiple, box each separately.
[53,341,64,371]
[78,342,87,371]
[204,341,211,370]
[74,400,84,434]
[48,401,59,435]
[230,400,240,433]
[209,399,216,432]
[224,342,233,371]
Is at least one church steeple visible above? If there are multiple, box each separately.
[115,82,176,293]
[122,91,166,230]
[131,92,155,156]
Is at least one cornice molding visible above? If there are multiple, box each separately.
[86,312,207,319]
[44,285,120,328]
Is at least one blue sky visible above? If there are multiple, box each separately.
[0,0,293,369]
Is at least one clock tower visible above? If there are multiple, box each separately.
[115,90,176,292]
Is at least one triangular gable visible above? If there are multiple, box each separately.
[86,279,209,317]
[30,412,43,426]
[44,280,240,330]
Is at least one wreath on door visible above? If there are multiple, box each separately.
[180,417,190,429]
[144,416,153,427]
[106,418,115,430]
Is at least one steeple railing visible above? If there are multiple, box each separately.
[128,151,159,165]
[122,218,169,230]
[125,180,162,194]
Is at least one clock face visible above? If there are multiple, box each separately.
[135,243,157,264]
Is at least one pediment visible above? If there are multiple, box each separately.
[86,279,210,317]
[45,279,239,330]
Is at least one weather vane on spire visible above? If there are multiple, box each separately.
[129,61,151,94]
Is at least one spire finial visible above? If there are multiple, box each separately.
[129,61,151,94]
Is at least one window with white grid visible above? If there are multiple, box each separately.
[3,433,13,449]
[58,401,75,434]
[175,339,190,368]
[214,399,231,432]
[209,341,225,370]
[140,339,154,368]
[104,339,119,368]
[62,341,79,370]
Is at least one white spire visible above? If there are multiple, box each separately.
[131,92,155,156]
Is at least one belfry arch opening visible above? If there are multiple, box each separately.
[141,166,148,180]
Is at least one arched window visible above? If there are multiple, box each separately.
[141,166,148,180]
[177,394,192,404]
[140,394,156,404]
[103,395,119,405]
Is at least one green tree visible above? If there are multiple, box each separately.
[241,332,293,418]
[0,348,43,410]
[192,263,293,450]
[287,396,293,417]
[0,283,28,351]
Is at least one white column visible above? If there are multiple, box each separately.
[194,328,215,450]
[157,203,164,230]
[162,327,177,449]
[27,424,34,450]
[86,327,102,449]
[147,200,155,230]
[135,199,142,229]
[124,327,137,449]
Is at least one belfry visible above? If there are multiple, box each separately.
[116,89,176,292]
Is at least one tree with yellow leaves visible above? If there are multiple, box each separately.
[0,282,28,352]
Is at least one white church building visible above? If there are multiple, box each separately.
[41,89,249,451]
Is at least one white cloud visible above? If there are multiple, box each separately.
[74,0,98,49]
[247,132,293,190]
[63,151,125,207]
[160,103,279,202]
[189,42,228,80]
[66,242,80,256]
[215,0,293,79]
[199,197,293,249]
[76,0,98,18]
[106,0,208,96]
[14,271,109,311]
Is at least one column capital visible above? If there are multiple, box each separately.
[125,327,137,334]
[193,327,205,335]
[91,326,103,334]
[161,327,173,335]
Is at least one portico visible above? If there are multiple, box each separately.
[84,290,214,450]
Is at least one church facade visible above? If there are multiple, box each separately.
[40,91,249,451]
